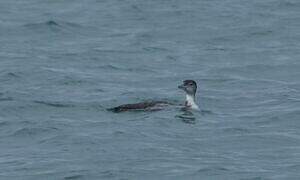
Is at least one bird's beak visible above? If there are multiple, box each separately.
[178,84,185,90]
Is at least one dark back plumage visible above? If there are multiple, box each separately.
[107,101,168,113]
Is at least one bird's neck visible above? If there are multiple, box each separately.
[185,94,199,110]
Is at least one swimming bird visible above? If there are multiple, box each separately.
[107,80,199,112]
[178,80,199,110]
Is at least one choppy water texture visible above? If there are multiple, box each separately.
[1,0,300,179]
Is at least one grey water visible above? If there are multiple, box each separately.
[1,0,300,179]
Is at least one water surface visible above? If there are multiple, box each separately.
[0,0,300,179]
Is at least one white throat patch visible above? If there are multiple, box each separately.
[186,94,199,110]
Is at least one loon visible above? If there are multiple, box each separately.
[108,80,199,112]
[178,80,199,110]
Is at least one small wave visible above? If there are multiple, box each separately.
[248,30,273,37]
[97,64,155,73]
[45,20,59,26]
[205,47,227,51]
[24,20,82,28]
[199,77,238,83]
[216,64,300,74]
[93,48,139,54]
[143,46,171,53]
[34,100,75,108]
[131,4,143,12]
[92,88,105,92]
[64,175,84,180]
[166,55,178,61]
[0,71,22,82]
[108,32,131,38]
[222,127,251,134]
[23,20,83,34]
[97,64,122,70]
[61,78,85,86]
[99,170,115,178]
[255,109,300,125]
[240,177,265,180]
[200,109,214,115]
[24,20,60,28]
[0,92,14,102]
[175,111,196,124]
[278,1,300,8]
[0,121,9,127]
[12,127,57,137]
[284,164,300,170]
[0,97,13,102]
[3,72,21,78]
[197,166,230,175]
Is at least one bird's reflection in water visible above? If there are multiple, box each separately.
[175,108,196,124]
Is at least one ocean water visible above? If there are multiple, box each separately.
[1,0,300,179]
